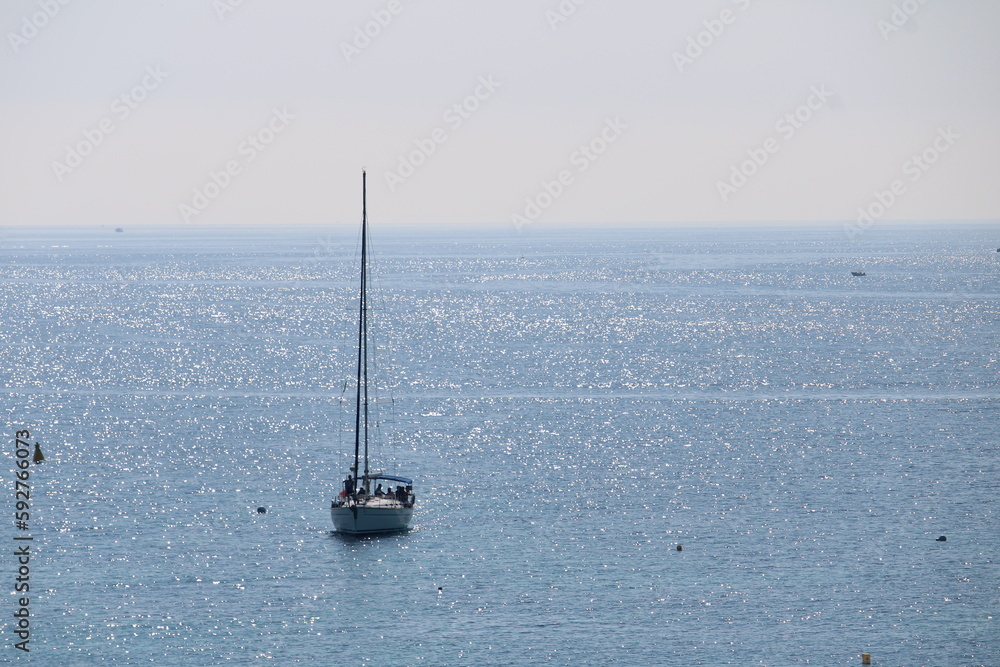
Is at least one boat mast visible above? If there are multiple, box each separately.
[352,170,370,489]
[362,170,371,482]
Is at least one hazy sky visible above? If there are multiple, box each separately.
[2,1,998,228]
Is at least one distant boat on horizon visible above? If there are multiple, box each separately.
[115,227,124,233]
[851,271,866,276]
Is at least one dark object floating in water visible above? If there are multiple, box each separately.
[33,443,44,464]
[257,507,267,514]
[936,535,946,542]
[676,544,683,551]
[851,271,866,276]
[115,227,124,233]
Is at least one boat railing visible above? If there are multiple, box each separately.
[331,491,415,509]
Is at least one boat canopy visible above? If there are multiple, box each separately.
[366,474,413,485]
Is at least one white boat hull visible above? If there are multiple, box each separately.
[331,498,414,534]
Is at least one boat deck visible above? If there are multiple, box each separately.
[331,495,413,510]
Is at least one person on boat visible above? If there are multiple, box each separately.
[395,485,406,502]
[343,478,355,496]
[375,483,384,496]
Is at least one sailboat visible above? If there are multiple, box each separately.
[330,170,415,534]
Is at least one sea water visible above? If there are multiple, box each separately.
[0,223,996,665]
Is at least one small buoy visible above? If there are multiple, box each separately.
[861,653,871,665]
[437,587,443,594]
[936,535,946,542]
[32,443,44,464]
[257,507,267,514]
[676,544,682,551]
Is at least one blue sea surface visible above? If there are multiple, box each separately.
[0,223,997,665]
